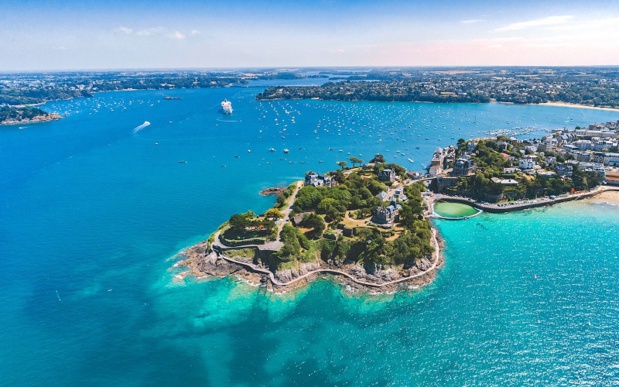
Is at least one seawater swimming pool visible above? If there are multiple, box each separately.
[434,201,481,219]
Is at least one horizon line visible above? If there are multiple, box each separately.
[3,64,619,74]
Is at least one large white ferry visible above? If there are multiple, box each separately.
[221,99,233,114]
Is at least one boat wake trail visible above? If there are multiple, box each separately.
[133,121,151,133]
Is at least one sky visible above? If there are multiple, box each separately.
[1,0,619,71]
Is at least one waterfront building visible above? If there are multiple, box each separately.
[497,140,510,152]
[305,172,333,187]
[467,140,476,153]
[378,168,395,182]
[593,140,615,151]
[542,136,558,150]
[393,189,408,202]
[576,151,593,162]
[519,157,536,170]
[372,201,402,225]
[452,155,476,176]
[606,171,619,186]
[593,152,606,164]
[605,153,619,166]
[555,163,574,177]
[428,165,442,177]
[491,177,519,185]
[575,128,616,138]
[545,156,557,165]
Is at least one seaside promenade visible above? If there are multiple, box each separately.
[212,228,441,289]
[426,185,619,215]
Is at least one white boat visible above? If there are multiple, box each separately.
[133,121,151,133]
[221,99,233,115]
[283,148,289,154]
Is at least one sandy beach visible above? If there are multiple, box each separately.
[538,102,619,112]
[588,190,619,205]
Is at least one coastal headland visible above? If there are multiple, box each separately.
[176,162,443,293]
[0,106,62,126]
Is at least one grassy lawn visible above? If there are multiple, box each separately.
[277,260,299,271]
[341,212,371,227]
[223,227,267,240]
[226,248,258,261]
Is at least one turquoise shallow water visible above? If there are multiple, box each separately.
[1,86,619,385]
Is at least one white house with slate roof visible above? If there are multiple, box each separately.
[304,172,334,187]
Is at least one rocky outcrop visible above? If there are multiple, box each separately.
[1,113,62,126]
[259,187,286,196]
[273,262,321,283]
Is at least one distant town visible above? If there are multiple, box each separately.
[256,67,619,108]
[427,120,619,203]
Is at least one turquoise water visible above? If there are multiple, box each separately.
[1,86,619,385]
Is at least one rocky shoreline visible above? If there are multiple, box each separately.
[259,187,286,196]
[172,229,445,295]
[1,113,62,126]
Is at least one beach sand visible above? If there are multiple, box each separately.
[538,102,619,113]
[589,190,619,205]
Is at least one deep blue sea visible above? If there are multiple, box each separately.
[2,84,619,385]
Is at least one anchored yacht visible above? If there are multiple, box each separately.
[221,99,233,115]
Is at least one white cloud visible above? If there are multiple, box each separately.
[116,26,192,40]
[171,31,186,40]
[137,27,164,36]
[116,26,133,34]
[545,17,619,31]
[495,15,574,32]
[461,19,485,25]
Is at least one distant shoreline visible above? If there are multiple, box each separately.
[537,102,619,112]
[0,113,62,126]
[257,96,619,113]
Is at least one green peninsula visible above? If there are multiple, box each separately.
[0,106,61,126]
[179,161,441,293]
